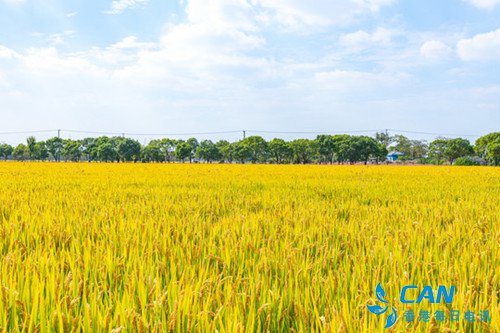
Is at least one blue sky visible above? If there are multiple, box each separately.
[0,0,499,144]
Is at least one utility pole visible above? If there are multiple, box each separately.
[57,129,61,162]
[243,130,246,140]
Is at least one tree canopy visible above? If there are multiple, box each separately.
[0,132,498,166]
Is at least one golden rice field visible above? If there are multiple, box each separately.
[0,163,498,332]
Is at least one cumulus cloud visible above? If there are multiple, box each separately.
[106,0,149,14]
[420,40,452,60]
[0,0,405,125]
[19,47,105,77]
[255,0,396,31]
[82,36,158,65]
[340,28,394,47]
[465,0,500,10]
[0,0,276,134]
[111,36,156,50]
[0,45,18,59]
[145,0,266,71]
[457,29,500,60]
[10,0,496,139]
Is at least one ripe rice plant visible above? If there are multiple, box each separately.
[0,163,498,332]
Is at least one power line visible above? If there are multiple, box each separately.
[61,129,243,136]
[0,128,485,138]
[386,129,481,138]
[248,129,482,137]
[0,129,58,135]
[247,129,383,135]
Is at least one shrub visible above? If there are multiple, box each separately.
[454,157,480,166]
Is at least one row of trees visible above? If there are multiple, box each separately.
[0,132,499,165]
[381,134,490,165]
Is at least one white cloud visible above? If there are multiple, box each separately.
[186,0,257,31]
[255,0,396,31]
[149,0,265,68]
[0,0,273,122]
[83,36,157,65]
[0,45,18,59]
[314,69,404,92]
[19,47,106,77]
[457,29,500,60]
[0,0,407,124]
[111,36,156,50]
[340,28,394,47]
[2,0,26,5]
[4,0,498,139]
[66,12,78,18]
[420,40,452,60]
[465,0,500,10]
[106,0,149,14]
[32,31,76,46]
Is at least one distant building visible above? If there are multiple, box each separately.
[387,151,404,161]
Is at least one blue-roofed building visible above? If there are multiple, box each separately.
[387,151,405,162]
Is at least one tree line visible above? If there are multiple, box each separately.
[0,132,498,165]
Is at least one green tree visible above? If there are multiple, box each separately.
[393,135,412,158]
[216,140,233,163]
[45,137,64,161]
[443,138,474,165]
[268,138,292,164]
[186,138,199,163]
[375,143,389,163]
[97,143,115,162]
[81,138,97,161]
[428,139,448,165]
[486,142,500,166]
[117,138,142,162]
[289,139,317,164]
[0,144,14,160]
[26,136,37,160]
[375,131,393,147]
[175,141,192,162]
[158,139,176,162]
[94,137,116,162]
[142,140,163,162]
[232,141,252,163]
[340,136,362,164]
[241,136,268,163]
[346,136,379,164]
[474,132,500,156]
[475,132,500,166]
[332,135,351,164]
[316,135,337,163]
[33,142,49,160]
[62,140,83,162]
[360,136,380,164]
[12,144,29,161]
[410,140,428,160]
[391,136,428,160]
[196,140,220,163]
